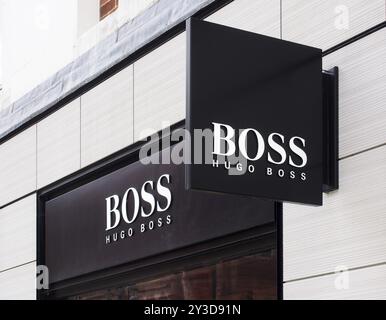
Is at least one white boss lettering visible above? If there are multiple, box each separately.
[289,136,308,168]
[105,195,120,231]
[212,122,308,169]
[121,187,140,224]
[267,133,286,165]
[141,181,156,218]
[105,174,173,232]
[156,174,172,212]
[239,128,265,161]
[212,122,236,157]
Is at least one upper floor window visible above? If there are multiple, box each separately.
[100,0,119,20]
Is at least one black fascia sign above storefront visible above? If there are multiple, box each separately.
[186,18,338,206]
[42,144,275,284]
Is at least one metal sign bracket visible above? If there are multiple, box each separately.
[322,67,339,192]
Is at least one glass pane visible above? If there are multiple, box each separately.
[68,249,277,300]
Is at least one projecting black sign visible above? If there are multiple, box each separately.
[186,18,324,205]
[44,145,275,284]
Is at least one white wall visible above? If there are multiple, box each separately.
[282,0,386,300]
[0,0,157,110]
[74,0,157,57]
[77,0,99,37]
[0,195,36,300]
[0,0,78,106]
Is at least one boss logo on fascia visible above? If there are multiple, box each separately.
[105,174,173,245]
[212,122,308,181]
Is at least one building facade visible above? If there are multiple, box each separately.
[0,0,385,300]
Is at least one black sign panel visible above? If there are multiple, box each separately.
[186,18,323,205]
[44,146,275,284]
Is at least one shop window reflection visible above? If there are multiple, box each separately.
[69,250,277,300]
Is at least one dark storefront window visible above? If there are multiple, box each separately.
[68,250,277,300]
